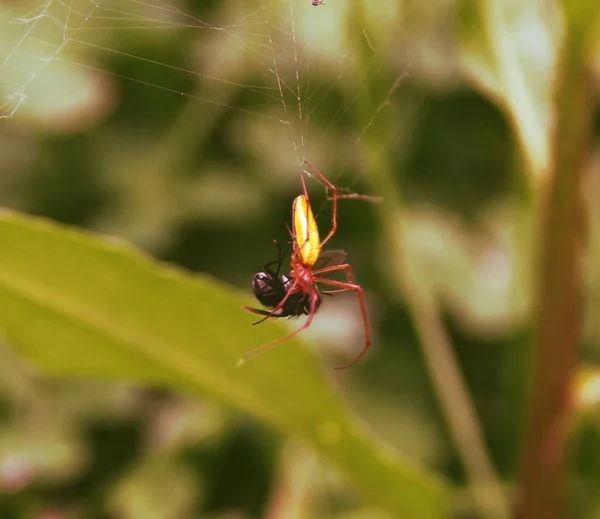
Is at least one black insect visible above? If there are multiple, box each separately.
[243,241,320,324]
[244,242,348,325]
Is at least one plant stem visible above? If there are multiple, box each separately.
[515,3,599,517]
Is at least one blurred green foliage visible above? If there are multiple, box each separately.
[0,0,599,518]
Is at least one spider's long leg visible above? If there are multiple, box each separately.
[240,288,320,363]
[312,263,370,370]
[314,262,357,283]
[301,160,338,247]
[328,192,383,203]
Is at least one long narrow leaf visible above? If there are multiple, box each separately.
[0,210,449,518]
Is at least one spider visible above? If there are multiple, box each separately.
[242,160,371,370]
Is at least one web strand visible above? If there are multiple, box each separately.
[2,0,101,118]
[1,0,411,196]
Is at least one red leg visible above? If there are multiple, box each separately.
[328,191,383,203]
[314,262,357,283]
[301,160,338,247]
[241,288,320,363]
[312,264,371,369]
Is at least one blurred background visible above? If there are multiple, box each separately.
[0,0,599,517]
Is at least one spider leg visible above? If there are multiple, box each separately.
[240,287,320,363]
[312,263,370,370]
[285,220,293,237]
[313,262,357,282]
[327,192,383,203]
[301,160,337,247]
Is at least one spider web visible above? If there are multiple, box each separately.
[0,0,409,182]
[4,1,325,164]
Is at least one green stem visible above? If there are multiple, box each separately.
[516,4,599,518]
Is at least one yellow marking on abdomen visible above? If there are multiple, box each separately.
[293,194,320,266]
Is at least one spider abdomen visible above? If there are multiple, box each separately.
[293,194,320,266]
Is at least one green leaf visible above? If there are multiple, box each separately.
[0,210,449,518]
[456,0,557,182]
